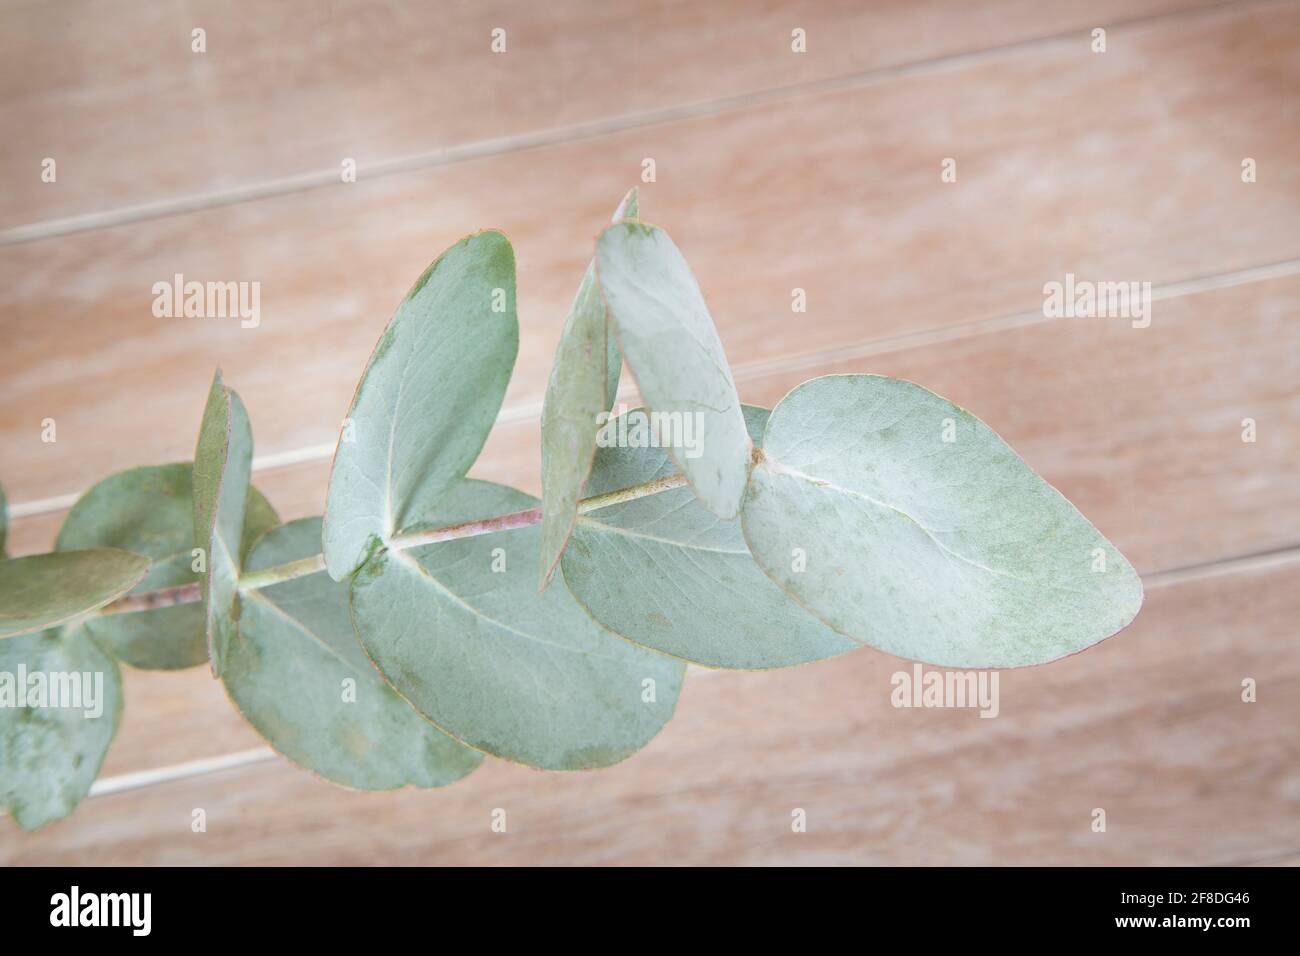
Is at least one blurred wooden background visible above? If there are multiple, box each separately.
[2,0,1298,864]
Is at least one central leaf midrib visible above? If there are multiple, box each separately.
[213,526,240,571]
[574,514,745,555]
[244,588,370,679]
[387,550,642,665]
[762,458,1018,581]
[382,339,418,537]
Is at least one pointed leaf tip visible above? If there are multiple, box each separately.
[192,375,253,676]
[595,222,751,520]
[539,192,647,592]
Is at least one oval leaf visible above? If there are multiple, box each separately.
[563,406,856,669]
[225,518,482,789]
[56,463,279,670]
[595,222,751,519]
[192,371,253,677]
[323,231,519,581]
[605,188,637,408]
[1,627,122,830]
[741,375,1144,667]
[539,188,638,591]
[351,480,685,770]
[0,549,149,640]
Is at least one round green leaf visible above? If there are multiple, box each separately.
[741,375,1144,668]
[225,518,482,789]
[323,231,519,581]
[595,222,752,520]
[55,463,279,670]
[1,626,123,830]
[351,480,685,770]
[0,549,149,640]
[563,406,856,669]
[193,370,253,677]
[539,188,638,591]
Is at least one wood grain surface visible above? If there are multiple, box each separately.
[4,0,1296,509]
[0,0,1218,230]
[1,0,1297,865]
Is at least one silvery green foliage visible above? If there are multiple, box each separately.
[595,223,752,519]
[741,375,1144,667]
[192,371,253,677]
[1,482,128,833]
[0,203,1143,831]
[225,518,482,789]
[352,480,684,770]
[0,550,149,640]
[538,188,638,591]
[0,476,152,642]
[0,626,122,831]
[56,463,279,670]
[563,406,855,669]
[323,231,518,581]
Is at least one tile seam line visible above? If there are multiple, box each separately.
[9,252,1300,520]
[0,0,1264,247]
[81,541,1300,801]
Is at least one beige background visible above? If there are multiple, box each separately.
[1,0,1297,864]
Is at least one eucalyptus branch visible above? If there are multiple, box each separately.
[96,580,201,616]
[97,471,689,617]
[236,553,327,593]
[1,193,1142,832]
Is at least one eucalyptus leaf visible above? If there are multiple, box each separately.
[225,517,482,789]
[323,231,518,582]
[0,626,122,830]
[0,549,150,640]
[563,406,857,669]
[605,189,637,409]
[193,371,253,677]
[539,188,638,591]
[595,222,751,519]
[0,480,8,557]
[56,463,279,670]
[351,480,684,770]
[741,375,1144,667]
